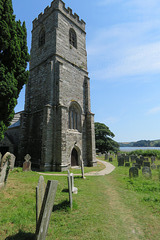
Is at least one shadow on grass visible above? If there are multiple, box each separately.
[5,230,35,240]
[53,200,70,211]
[62,188,68,192]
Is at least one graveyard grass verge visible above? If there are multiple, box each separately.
[1,156,160,239]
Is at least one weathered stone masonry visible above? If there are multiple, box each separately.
[19,0,97,171]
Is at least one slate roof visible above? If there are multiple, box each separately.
[8,112,22,129]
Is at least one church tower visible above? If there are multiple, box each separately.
[19,0,96,171]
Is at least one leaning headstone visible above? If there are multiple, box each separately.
[0,156,10,189]
[36,176,46,223]
[143,162,150,168]
[129,167,138,178]
[35,180,58,240]
[142,166,152,178]
[23,154,31,171]
[67,170,73,210]
[1,152,11,168]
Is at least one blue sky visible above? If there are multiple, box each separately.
[13,0,160,142]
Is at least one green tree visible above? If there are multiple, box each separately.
[0,0,29,140]
[95,122,119,153]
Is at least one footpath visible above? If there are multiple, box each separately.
[38,159,115,177]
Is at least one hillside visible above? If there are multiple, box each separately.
[119,139,160,147]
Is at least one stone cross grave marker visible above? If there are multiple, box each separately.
[36,176,46,224]
[35,180,58,240]
[67,170,73,210]
[23,154,31,171]
[129,167,138,178]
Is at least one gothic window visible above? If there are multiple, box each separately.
[69,28,77,48]
[39,28,45,47]
[69,102,81,131]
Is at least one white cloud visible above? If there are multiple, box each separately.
[147,106,160,115]
[88,18,160,81]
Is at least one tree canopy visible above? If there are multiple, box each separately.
[0,0,29,140]
[95,122,119,153]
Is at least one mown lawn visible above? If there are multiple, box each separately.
[1,156,160,240]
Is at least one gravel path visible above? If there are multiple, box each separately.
[37,159,115,177]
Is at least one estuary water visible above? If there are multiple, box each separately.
[120,147,160,152]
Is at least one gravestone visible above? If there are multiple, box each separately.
[151,163,157,170]
[144,158,149,162]
[109,157,113,162]
[9,153,16,170]
[125,162,130,167]
[0,156,10,189]
[67,170,73,210]
[129,167,138,178]
[35,180,58,240]
[1,152,11,168]
[124,155,129,162]
[143,162,150,168]
[36,176,46,223]
[151,156,156,163]
[105,153,108,160]
[70,173,78,194]
[130,155,136,162]
[81,159,85,179]
[142,166,152,178]
[118,157,124,166]
[23,154,31,171]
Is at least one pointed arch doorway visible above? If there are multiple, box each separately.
[71,148,78,166]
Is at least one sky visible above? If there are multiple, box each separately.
[12,0,160,142]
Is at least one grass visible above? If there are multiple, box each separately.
[1,156,160,239]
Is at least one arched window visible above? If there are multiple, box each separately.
[39,28,45,47]
[69,102,81,131]
[69,28,77,48]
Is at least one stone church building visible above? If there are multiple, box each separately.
[0,0,96,171]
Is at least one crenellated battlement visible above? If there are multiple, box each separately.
[32,0,85,31]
